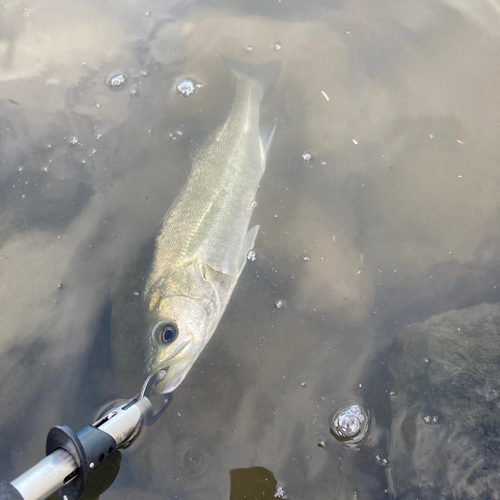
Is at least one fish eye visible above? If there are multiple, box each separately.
[153,321,178,345]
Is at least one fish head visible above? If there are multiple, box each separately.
[144,293,214,394]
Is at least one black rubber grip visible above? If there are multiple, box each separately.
[46,424,116,500]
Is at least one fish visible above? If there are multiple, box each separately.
[142,56,280,394]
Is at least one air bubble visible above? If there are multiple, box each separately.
[274,486,287,499]
[303,256,311,261]
[247,250,256,261]
[246,46,253,52]
[275,43,281,51]
[251,201,257,208]
[331,403,368,443]
[177,79,196,97]
[109,74,125,87]
[129,85,139,96]
[275,300,283,309]
[302,152,312,161]
[69,137,78,146]
[423,415,439,425]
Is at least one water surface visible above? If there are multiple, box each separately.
[1,0,500,498]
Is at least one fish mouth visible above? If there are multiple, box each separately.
[151,367,185,394]
[150,355,194,394]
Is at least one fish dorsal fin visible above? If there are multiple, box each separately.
[188,128,211,162]
[260,119,277,159]
[238,224,260,272]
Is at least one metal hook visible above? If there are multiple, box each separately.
[139,373,172,426]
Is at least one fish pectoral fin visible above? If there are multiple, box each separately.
[238,224,260,272]
[260,119,277,159]
[202,263,228,283]
[188,128,211,162]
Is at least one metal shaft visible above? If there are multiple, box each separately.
[6,397,152,500]
[10,449,76,500]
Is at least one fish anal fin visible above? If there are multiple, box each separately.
[260,119,277,159]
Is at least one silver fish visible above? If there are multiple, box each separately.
[143,57,280,394]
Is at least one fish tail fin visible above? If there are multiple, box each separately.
[221,56,281,100]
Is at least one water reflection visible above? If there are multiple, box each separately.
[1,0,500,498]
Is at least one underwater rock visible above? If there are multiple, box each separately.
[387,302,500,499]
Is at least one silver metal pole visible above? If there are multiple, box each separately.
[97,397,151,447]
[10,449,76,500]
[6,397,152,500]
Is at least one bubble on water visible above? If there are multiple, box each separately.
[275,300,283,309]
[302,152,312,161]
[247,250,256,261]
[18,167,23,172]
[331,403,368,443]
[423,414,439,425]
[274,486,287,498]
[300,381,306,387]
[109,74,125,87]
[69,137,78,146]
[303,256,311,261]
[246,46,253,52]
[141,70,148,76]
[129,85,139,96]
[375,455,389,467]
[275,43,282,51]
[177,79,196,97]
[43,167,49,172]
[58,282,63,289]
[251,201,257,208]
[133,291,140,297]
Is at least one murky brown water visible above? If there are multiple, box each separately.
[2,0,500,498]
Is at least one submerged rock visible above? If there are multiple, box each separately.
[387,302,500,499]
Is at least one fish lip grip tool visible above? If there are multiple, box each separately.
[0,374,171,500]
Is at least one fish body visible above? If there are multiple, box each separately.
[143,58,279,394]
